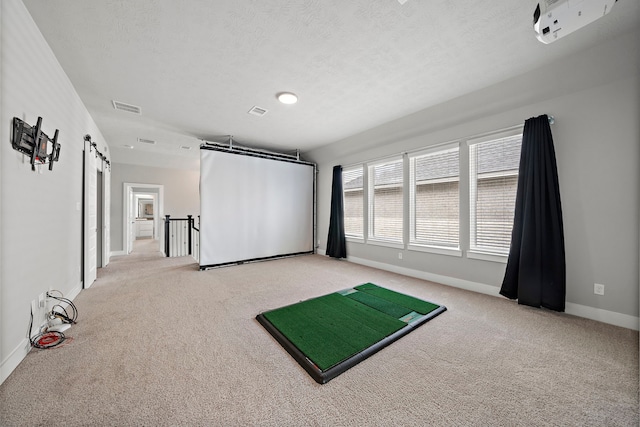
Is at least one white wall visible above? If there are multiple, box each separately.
[307,29,640,328]
[110,163,200,253]
[1,0,110,384]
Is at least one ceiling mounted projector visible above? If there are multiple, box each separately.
[533,0,617,44]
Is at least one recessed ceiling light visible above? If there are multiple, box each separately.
[277,92,298,104]
[123,144,134,149]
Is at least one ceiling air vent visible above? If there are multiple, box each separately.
[248,106,268,116]
[112,100,142,114]
[137,138,156,145]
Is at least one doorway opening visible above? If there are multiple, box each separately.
[123,183,164,255]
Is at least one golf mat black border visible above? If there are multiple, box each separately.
[256,287,446,384]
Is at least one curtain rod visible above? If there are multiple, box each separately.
[342,114,555,170]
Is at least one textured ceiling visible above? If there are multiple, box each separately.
[22,0,640,167]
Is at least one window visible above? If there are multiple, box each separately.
[409,145,459,250]
[342,166,364,238]
[341,124,523,260]
[368,158,403,243]
[469,131,522,255]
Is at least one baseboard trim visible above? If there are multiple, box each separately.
[346,255,501,298]
[110,250,126,257]
[66,282,82,301]
[1,338,31,385]
[335,254,638,331]
[565,302,638,331]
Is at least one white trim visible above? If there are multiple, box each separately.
[408,244,462,257]
[409,141,460,158]
[565,303,639,331]
[467,250,508,263]
[415,176,459,185]
[1,338,31,385]
[65,282,82,302]
[368,154,404,168]
[478,170,518,180]
[84,141,98,288]
[344,255,639,331]
[347,255,500,297]
[342,164,364,177]
[346,236,365,244]
[344,124,524,172]
[367,155,404,245]
[344,153,404,171]
[110,250,127,257]
[466,125,523,146]
[366,239,404,250]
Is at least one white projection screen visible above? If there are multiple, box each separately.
[199,146,315,268]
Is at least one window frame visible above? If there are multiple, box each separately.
[407,142,462,257]
[367,155,405,248]
[467,127,523,262]
[341,165,365,242]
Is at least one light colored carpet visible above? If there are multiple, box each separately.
[1,240,638,426]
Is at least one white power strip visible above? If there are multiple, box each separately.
[47,323,71,333]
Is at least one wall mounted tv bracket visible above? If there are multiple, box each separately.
[11,117,60,171]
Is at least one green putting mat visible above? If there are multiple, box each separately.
[256,283,446,383]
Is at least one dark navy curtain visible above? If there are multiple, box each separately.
[500,115,566,311]
[326,165,347,259]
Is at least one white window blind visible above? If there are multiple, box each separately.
[409,146,459,248]
[469,133,522,254]
[368,158,403,243]
[342,166,364,238]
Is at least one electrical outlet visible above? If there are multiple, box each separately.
[398,252,403,260]
[594,283,605,296]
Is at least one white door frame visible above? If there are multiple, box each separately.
[123,183,164,254]
[83,142,97,288]
[102,164,111,267]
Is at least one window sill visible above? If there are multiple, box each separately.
[366,239,404,250]
[467,250,508,263]
[346,237,365,244]
[408,244,462,257]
